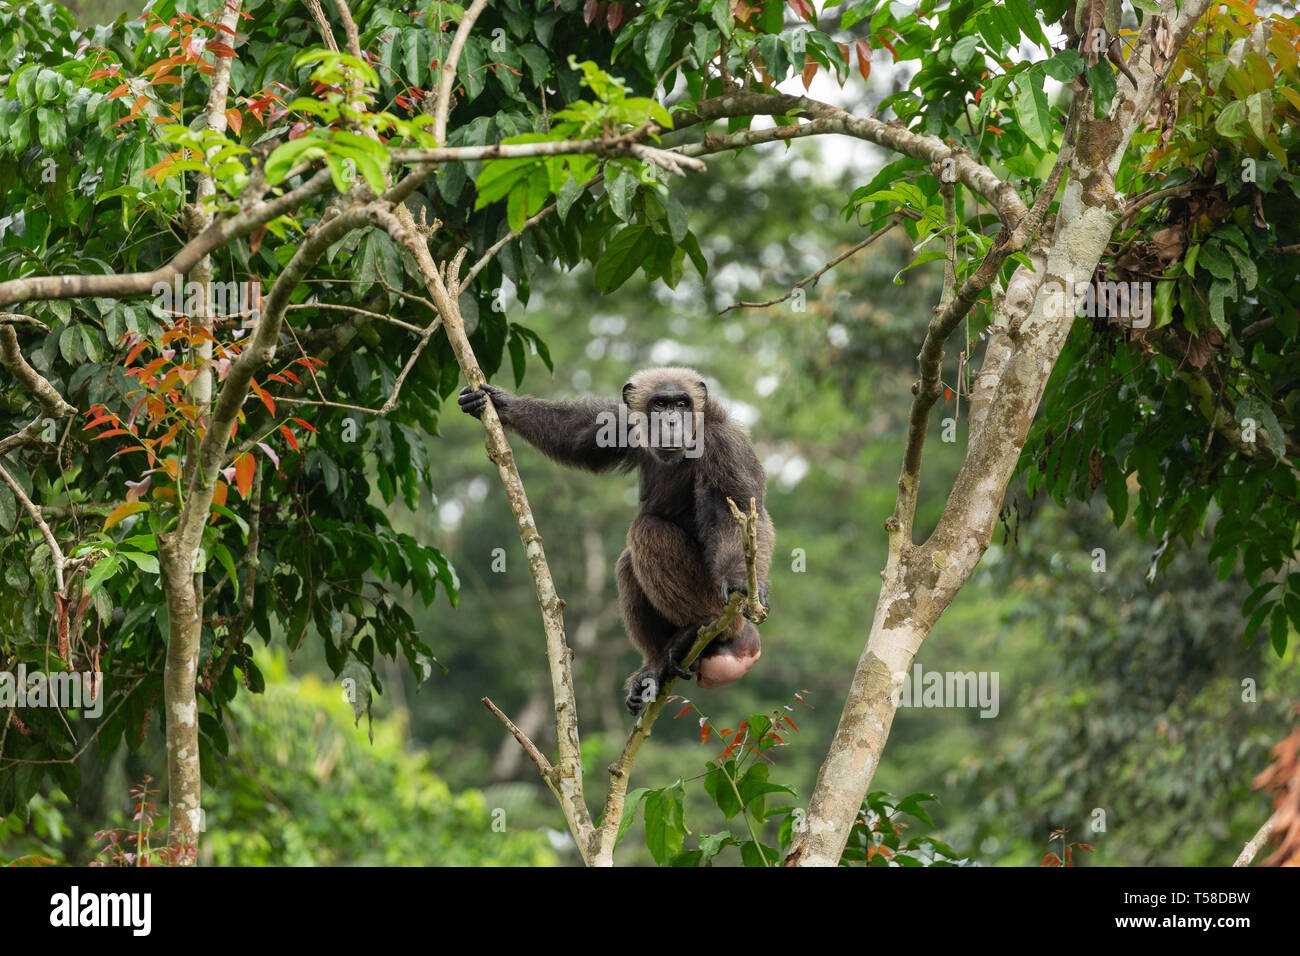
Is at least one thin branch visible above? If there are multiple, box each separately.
[1120,183,1194,227]
[0,168,335,307]
[433,0,490,147]
[0,312,48,330]
[288,301,425,334]
[461,174,605,288]
[718,213,907,314]
[591,499,767,866]
[0,461,65,591]
[0,323,77,455]
[672,92,1030,226]
[481,696,560,800]
[388,127,700,171]
[382,199,596,859]
[1234,813,1276,867]
[304,0,339,51]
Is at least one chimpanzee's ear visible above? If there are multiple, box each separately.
[697,379,708,402]
[622,382,635,406]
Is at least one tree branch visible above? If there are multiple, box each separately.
[718,213,908,315]
[589,499,766,866]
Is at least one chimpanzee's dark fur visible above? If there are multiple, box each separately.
[459,367,773,715]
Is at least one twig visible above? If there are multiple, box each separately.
[481,697,560,800]
[591,500,767,866]
[433,0,491,147]
[718,213,907,314]
[304,0,339,52]
[1234,814,1276,867]
[0,461,65,591]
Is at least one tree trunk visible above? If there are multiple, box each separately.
[787,0,1212,865]
[159,535,202,863]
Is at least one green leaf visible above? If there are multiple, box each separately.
[1221,243,1258,292]
[520,43,550,86]
[698,830,734,865]
[643,781,687,864]
[661,190,689,243]
[556,175,586,221]
[474,157,533,208]
[1245,90,1272,143]
[739,840,775,867]
[1269,605,1288,656]
[0,482,15,531]
[615,787,651,846]
[212,542,239,597]
[84,554,120,595]
[896,791,937,825]
[1235,396,1286,459]
[1085,61,1117,116]
[117,550,161,575]
[703,760,743,818]
[893,247,949,284]
[681,231,707,278]
[645,16,678,76]
[594,225,650,293]
[1152,279,1175,329]
[1044,49,1085,81]
[606,169,638,221]
[1103,463,1128,527]
[951,35,981,71]
[1196,241,1235,281]
[1214,100,1247,139]
[36,106,66,154]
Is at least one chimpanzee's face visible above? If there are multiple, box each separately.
[647,387,694,463]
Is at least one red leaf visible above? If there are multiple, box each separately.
[291,417,318,433]
[855,39,872,83]
[583,0,599,25]
[789,0,816,23]
[802,56,819,90]
[124,339,150,365]
[249,378,275,415]
[206,41,236,57]
[278,424,299,452]
[233,452,255,498]
[225,107,242,135]
[674,704,693,718]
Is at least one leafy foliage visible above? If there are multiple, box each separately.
[1024,6,1300,654]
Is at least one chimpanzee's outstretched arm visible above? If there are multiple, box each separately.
[458,384,632,472]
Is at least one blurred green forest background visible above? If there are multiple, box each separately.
[2,0,1294,868]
